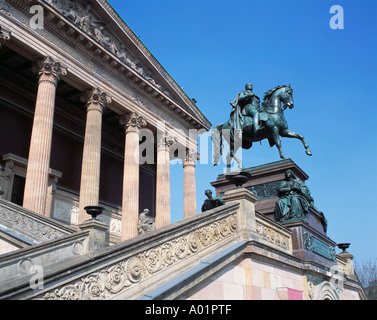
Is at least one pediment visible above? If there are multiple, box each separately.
[44,0,211,130]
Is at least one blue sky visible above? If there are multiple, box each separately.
[108,0,377,262]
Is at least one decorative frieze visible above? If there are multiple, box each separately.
[256,220,291,251]
[53,198,79,225]
[43,0,168,95]
[246,180,281,200]
[303,231,336,261]
[0,201,71,243]
[36,213,237,300]
[53,195,122,239]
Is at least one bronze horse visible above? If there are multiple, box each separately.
[212,85,312,170]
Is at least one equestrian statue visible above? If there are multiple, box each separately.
[212,83,312,170]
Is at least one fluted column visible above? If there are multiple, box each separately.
[155,134,176,229]
[78,88,111,225]
[183,150,198,219]
[23,57,67,215]
[120,112,147,241]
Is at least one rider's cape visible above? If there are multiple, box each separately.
[230,93,244,131]
[230,92,268,131]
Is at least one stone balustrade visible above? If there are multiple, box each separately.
[0,198,77,245]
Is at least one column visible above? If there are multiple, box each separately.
[155,133,176,229]
[182,150,198,219]
[78,88,112,225]
[23,57,67,215]
[120,112,147,241]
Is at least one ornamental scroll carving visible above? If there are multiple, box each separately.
[256,221,290,251]
[37,214,237,300]
[45,0,169,95]
[0,205,67,242]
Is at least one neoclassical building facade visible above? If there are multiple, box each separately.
[0,0,210,243]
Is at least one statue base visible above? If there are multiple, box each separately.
[211,159,336,265]
[211,159,327,234]
[281,218,337,266]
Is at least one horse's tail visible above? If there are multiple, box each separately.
[211,124,223,166]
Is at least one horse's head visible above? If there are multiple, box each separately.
[280,84,294,110]
[262,85,294,111]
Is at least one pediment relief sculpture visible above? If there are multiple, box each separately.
[45,0,170,96]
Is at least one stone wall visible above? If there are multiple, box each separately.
[179,256,305,300]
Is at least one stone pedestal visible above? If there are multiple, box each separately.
[212,159,336,265]
[211,159,309,222]
[337,250,356,279]
[23,57,67,215]
[79,219,109,253]
[282,219,336,266]
[211,159,327,234]
[221,188,259,241]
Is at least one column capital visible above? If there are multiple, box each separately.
[157,133,177,151]
[119,112,147,133]
[81,88,112,113]
[182,149,199,167]
[33,56,67,86]
[0,26,11,47]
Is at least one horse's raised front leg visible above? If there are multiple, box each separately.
[281,129,312,156]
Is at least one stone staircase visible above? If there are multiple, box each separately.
[0,189,262,300]
[0,189,364,300]
[0,198,244,299]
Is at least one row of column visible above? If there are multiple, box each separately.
[23,56,198,241]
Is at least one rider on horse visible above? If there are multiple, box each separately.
[230,83,261,135]
[213,83,312,169]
